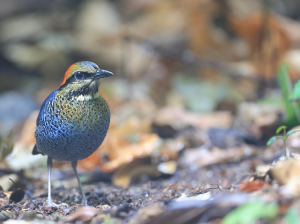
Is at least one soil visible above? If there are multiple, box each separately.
[0,147,273,223]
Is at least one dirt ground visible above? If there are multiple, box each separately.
[0,144,282,223]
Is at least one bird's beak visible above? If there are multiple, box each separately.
[92,69,114,80]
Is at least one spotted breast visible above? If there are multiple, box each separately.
[35,90,110,161]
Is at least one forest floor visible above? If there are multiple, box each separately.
[0,141,293,224]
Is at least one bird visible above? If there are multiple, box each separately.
[32,61,113,207]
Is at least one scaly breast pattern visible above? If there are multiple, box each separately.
[35,93,110,161]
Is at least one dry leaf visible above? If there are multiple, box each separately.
[113,158,161,188]
[15,110,38,145]
[187,0,238,60]
[160,138,184,161]
[282,176,300,197]
[0,174,18,191]
[157,161,177,175]
[180,145,258,169]
[154,106,232,130]
[64,206,97,222]
[233,102,282,139]
[78,116,154,171]
[239,180,270,192]
[102,133,160,172]
[5,111,46,170]
[128,203,164,224]
[0,132,14,162]
[230,12,290,80]
[270,157,300,186]
[276,14,300,46]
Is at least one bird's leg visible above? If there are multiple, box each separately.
[46,157,68,207]
[71,161,88,206]
[47,156,53,206]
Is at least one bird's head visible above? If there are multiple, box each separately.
[59,61,113,98]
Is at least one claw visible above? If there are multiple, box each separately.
[46,200,69,208]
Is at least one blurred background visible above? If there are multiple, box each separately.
[2,0,300,220]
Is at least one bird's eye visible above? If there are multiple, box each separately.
[75,72,84,80]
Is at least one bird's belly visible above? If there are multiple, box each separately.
[35,99,110,161]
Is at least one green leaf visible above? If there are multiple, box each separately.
[221,201,278,224]
[276,126,286,134]
[291,80,300,101]
[287,130,300,138]
[267,136,283,146]
[277,64,300,124]
[284,208,300,224]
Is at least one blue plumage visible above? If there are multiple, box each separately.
[35,88,110,161]
[36,89,58,126]
[32,61,113,206]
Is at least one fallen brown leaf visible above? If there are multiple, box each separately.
[0,132,14,162]
[154,106,232,130]
[157,161,177,175]
[5,110,46,170]
[270,157,300,186]
[112,158,161,188]
[234,102,282,139]
[100,133,160,172]
[239,180,270,192]
[64,206,97,222]
[78,116,154,171]
[180,145,258,169]
[230,12,290,80]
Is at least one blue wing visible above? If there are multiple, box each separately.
[36,89,58,126]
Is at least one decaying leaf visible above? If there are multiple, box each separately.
[157,161,177,175]
[233,102,283,139]
[5,111,46,170]
[64,206,98,222]
[113,158,161,188]
[79,116,155,171]
[230,12,290,80]
[101,133,160,172]
[239,180,270,192]
[180,145,258,169]
[0,132,14,162]
[270,157,300,186]
[128,203,164,224]
[154,106,232,130]
[79,114,184,186]
[0,174,18,191]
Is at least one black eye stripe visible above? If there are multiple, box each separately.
[84,72,93,78]
[59,71,95,89]
[74,72,93,80]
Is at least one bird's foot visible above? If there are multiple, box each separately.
[46,200,69,208]
[81,198,88,206]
